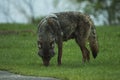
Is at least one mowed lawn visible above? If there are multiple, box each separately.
[0,24,120,80]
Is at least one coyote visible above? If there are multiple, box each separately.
[37,12,99,66]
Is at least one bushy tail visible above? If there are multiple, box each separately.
[89,25,99,58]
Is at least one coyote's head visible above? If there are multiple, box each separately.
[37,34,55,66]
[37,15,59,66]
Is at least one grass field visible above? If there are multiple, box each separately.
[0,24,120,80]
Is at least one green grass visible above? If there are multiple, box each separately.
[0,24,120,80]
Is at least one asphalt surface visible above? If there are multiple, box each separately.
[0,71,59,80]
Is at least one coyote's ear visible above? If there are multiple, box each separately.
[47,17,62,36]
[47,18,56,26]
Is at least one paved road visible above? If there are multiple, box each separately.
[0,71,59,80]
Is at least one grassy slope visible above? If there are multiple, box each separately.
[0,24,120,80]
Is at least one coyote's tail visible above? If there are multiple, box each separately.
[89,25,99,58]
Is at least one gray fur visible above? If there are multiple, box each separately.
[37,11,99,66]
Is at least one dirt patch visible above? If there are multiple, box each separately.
[0,30,35,35]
